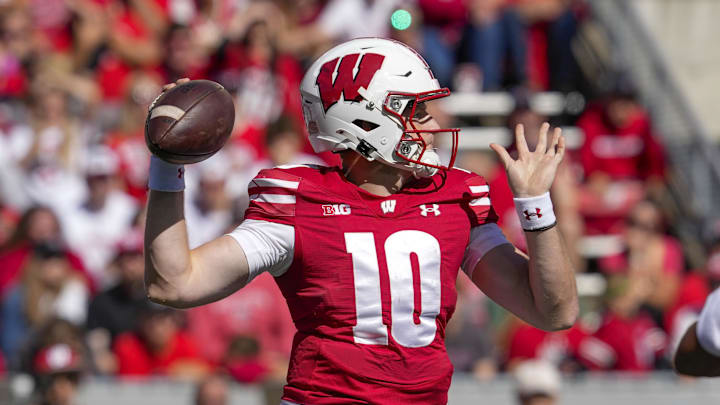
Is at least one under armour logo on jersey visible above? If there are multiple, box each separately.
[524,208,543,221]
[177,167,184,179]
[381,200,397,214]
[316,53,385,113]
[420,204,440,217]
[322,204,351,216]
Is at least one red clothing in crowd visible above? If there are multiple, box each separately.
[599,236,684,277]
[506,322,587,365]
[577,104,666,181]
[106,131,151,203]
[113,331,206,376]
[0,57,28,98]
[186,272,295,367]
[417,0,468,42]
[0,244,94,298]
[579,312,666,372]
[664,272,711,335]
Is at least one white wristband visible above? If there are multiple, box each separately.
[514,192,556,231]
[148,155,185,192]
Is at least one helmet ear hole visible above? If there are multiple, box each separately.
[352,119,380,132]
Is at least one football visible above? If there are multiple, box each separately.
[145,79,235,164]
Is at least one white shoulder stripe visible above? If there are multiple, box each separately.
[469,197,491,206]
[276,164,310,169]
[469,185,489,194]
[250,194,296,204]
[150,105,186,120]
[251,178,300,189]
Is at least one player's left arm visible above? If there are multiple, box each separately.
[475,123,579,331]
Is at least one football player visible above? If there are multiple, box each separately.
[144,38,578,404]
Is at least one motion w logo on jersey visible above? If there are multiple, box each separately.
[381,200,396,214]
[322,204,352,216]
[316,53,385,113]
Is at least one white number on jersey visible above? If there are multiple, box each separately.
[344,231,442,348]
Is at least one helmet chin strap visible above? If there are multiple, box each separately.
[342,152,363,178]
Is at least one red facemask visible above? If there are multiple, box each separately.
[382,88,460,173]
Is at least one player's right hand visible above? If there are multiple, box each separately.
[148,78,190,113]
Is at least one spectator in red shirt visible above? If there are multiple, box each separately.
[505,318,587,373]
[0,206,90,299]
[224,335,269,384]
[577,87,667,233]
[217,20,306,161]
[579,276,667,372]
[113,305,209,378]
[578,91,666,182]
[104,71,163,203]
[599,199,683,325]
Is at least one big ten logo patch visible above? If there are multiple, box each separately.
[322,204,352,216]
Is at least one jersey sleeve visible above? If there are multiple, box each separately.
[244,168,302,226]
[226,219,295,283]
[462,174,499,227]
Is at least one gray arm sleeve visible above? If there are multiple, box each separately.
[462,223,511,278]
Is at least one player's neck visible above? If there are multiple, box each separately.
[340,152,412,197]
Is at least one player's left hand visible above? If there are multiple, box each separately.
[490,123,565,198]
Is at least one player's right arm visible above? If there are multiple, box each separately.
[144,80,295,308]
[144,189,251,308]
[674,288,720,376]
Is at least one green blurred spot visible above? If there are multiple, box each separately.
[391,9,412,31]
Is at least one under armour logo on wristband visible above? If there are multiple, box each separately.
[523,208,543,221]
[177,168,184,179]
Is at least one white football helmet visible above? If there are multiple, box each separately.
[300,38,459,177]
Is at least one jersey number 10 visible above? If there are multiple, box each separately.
[345,231,441,348]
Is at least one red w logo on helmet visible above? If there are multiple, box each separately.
[316,53,385,113]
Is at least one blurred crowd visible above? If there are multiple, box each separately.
[0,0,715,404]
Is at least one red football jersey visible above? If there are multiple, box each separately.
[244,165,497,404]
